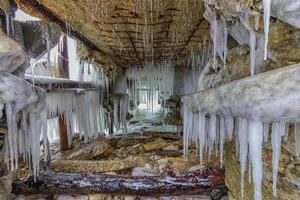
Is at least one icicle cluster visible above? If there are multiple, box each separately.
[113,95,129,134]
[182,98,300,200]
[126,60,175,112]
[204,4,228,69]
[46,90,107,144]
[4,101,48,180]
[186,40,212,93]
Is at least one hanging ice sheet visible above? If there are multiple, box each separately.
[46,90,107,145]
[126,60,175,112]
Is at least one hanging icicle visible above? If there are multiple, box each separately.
[263,0,272,60]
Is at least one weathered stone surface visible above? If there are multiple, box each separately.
[0,30,26,74]
[224,141,300,200]
[188,164,205,172]
[143,139,168,152]
[68,139,110,160]
[51,157,145,173]
[0,175,12,194]
[143,131,180,140]
[156,150,182,157]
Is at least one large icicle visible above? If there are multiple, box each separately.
[249,29,256,76]
[248,120,263,200]
[238,118,248,197]
[225,116,234,140]
[219,116,225,164]
[263,0,272,60]
[271,122,282,196]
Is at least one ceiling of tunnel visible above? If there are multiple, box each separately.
[16,0,210,75]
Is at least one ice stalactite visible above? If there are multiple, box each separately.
[182,63,300,199]
[238,118,248,197]
[1,72,48,180]
[181,112,285,200]
[271,122,282,196]
[219,116,225,165]
[46,90,107,144]
[198,113,206,164]
[126,60,174,112]
[225,116,234,141]
[255,14,260,31]
[263,0,272,60]
[223,22,228,69]
[263,123,269,142]
[6,14,10,37]
[113,95,128,134]
[211,16,218,69]
[113,98,120,131]
[204,3,217,69]
[209,114,217,152]
[249,29,256,76]
[183,103,192,158]
[248,120,263,200]
[186,41,212,93]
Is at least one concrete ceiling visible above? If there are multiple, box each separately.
[17,0,210,75]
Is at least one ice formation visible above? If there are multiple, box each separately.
[248,121,263,200]
[263,0,272,60]
[204,4,227,68]
[238,118,248,197]
[271,122,283,196]
[46,90,107,144]
[249,30,256,76]
[1,75,48,180]
[113,95,129,134]
[126,60,174,112]
[182,63,300,200]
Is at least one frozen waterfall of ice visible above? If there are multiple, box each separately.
[46,90,107,144]
[126,60,174,112]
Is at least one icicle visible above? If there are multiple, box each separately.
[295,123,300,156]
[248,120,263,200]
[263,0,272,60]
[6,14,10,37]
[223,23,228,69]
[284,123,289,141]
[248,153,252,183]
[249,29,256,76]
[198,113,206,164]
[238,118,248,197]
[46,90,107,144]
[225,116,234,140]
[219,116,225,165]
[271,122,282,196]
[263,123,269,142]
[212,16,218,69]
[209,114,217,143]
[255,14,260,31]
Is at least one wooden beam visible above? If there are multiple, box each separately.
[12,166,225,196]
[58,116,69,151]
